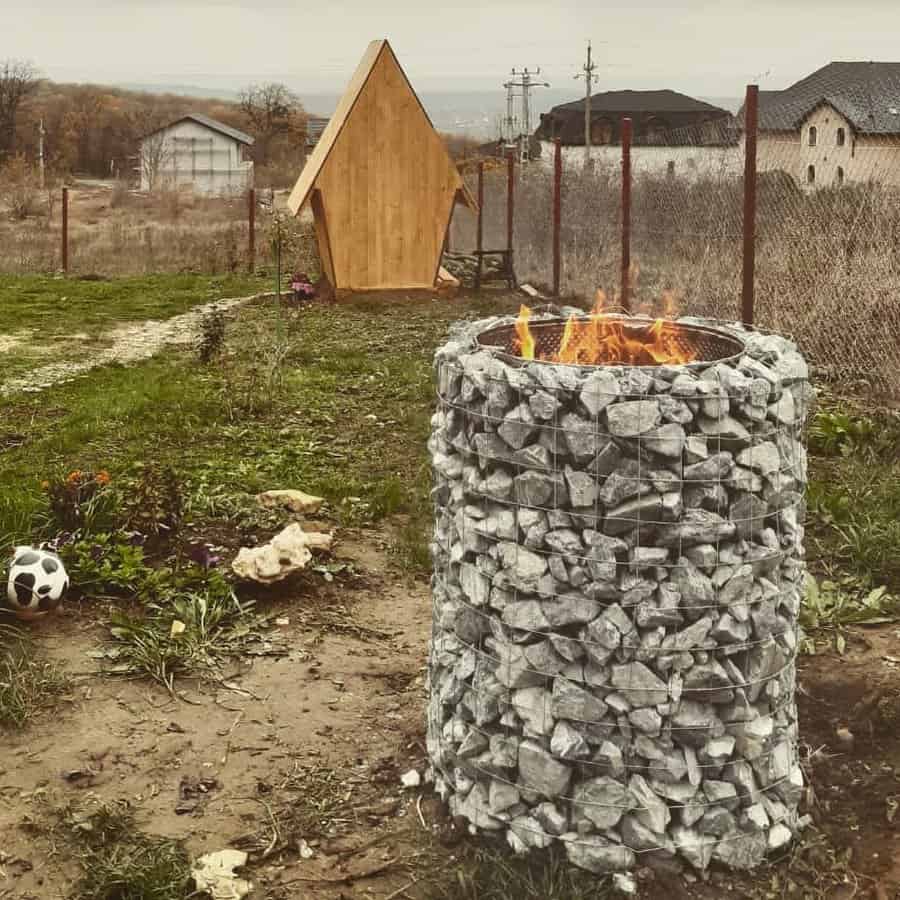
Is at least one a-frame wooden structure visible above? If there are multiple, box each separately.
[288,39,476,292]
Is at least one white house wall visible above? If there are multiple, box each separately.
[538,140,743,180]
[139,119,253,195]
[757,103,900,189]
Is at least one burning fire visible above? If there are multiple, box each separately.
[513,293,696,367]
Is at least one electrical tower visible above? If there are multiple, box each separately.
[575,42,599,168]
[501,79,518,147]
[506,67,549,161]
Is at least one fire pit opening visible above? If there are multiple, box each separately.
[477,313,746,369]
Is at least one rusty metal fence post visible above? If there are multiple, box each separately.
[742,84,759,327]
[552,138,562,297]
[507,152,515,282]
[621,117,632,312]
[248,188,256,274]
[61,187,69,274]
[475,161,485,290]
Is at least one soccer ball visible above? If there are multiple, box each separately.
[5,547,69,620]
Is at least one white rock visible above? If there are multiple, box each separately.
[401,769,421,788]
[580,370,621,416]
[768,823,793,851]
[231,523,332,583]
[256,489,323,514]
[192,849,252,900]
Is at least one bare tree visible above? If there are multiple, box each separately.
[0,59,40,159]
[239,82,305,164]
[127,107,174,192]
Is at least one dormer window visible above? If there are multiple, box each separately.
[808,126,817,147]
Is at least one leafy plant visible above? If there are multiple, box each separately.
[801,575,900,652]
[125,464,183,538]
[60,534,163,600]
[44,469,119,534]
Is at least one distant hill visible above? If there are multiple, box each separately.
[118,83,240,101]
[107,84,744,139]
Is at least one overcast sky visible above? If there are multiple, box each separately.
[4,0,899,97]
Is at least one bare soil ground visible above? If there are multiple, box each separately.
[1,526,435,900]
[3,523,900,900]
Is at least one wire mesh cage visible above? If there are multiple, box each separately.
[427,311,811,874]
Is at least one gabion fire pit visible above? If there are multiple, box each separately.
[427,308,812,874]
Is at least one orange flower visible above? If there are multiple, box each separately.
[40,480,49,490]
[95,471,111,486]
[66,469,83,484]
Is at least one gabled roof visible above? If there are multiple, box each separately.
[288,39,476,214]
[144,113,254,146]
[553,89,729,116]
[755,62,900,134]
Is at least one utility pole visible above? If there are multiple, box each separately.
[575,42,598,169]
[507,67,549,162]
[38,119,45,190]
[502,79,517,146]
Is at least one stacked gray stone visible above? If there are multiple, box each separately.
[427,312,812,874]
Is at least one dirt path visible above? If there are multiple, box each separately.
[0,527,433,900]
[5,525,900,899]
[0,291,276,397]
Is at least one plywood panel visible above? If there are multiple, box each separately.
[292,40,474,291]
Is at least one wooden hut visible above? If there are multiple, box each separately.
[288,39,476,292]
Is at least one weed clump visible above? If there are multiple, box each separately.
[68,804,194,900]
[197,306,227,363]
[0,640,69,729]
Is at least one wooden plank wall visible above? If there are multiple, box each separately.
[315,48,459,290]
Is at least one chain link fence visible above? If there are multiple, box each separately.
[448,103,900,400]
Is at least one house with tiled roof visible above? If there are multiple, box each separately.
[752,62,900,188]
[534,89,739,178]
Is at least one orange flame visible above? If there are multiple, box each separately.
[514,297,695,367]
[515,304,535,359]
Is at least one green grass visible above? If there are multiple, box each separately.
[807,393,900,592]
[0,291,517,572]
[0,273,268,337]
[423,846,612,900]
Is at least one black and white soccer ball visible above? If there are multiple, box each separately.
[6,547,68,620]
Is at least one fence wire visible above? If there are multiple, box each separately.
[451,98,900,400]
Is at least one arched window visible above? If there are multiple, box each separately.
[836,127,846,147]
[808,126,817,147]
[807,164,816,184]
[836,166,845,186]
